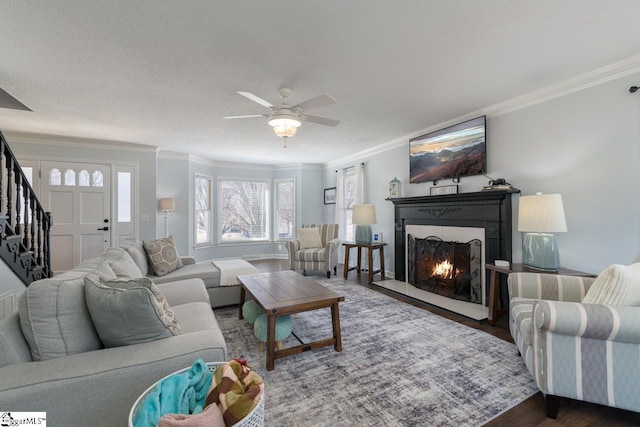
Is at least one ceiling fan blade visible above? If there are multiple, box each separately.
[291,94,335,112]
[223,114,266,119]
[302,115,340,127]
[0,87,31,111]
[237,91,273,109]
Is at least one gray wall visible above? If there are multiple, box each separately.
[156,155,323,262]
[324,71,640,276]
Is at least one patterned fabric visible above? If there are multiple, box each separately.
[144,236,184,276]
[508,271,640,414]
[205,360,264,426]
[286,224,339,275]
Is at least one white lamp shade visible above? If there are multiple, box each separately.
[353,204,377,225]
[269,115,301,138]
[518,193,567,233]
[159,198,175,212]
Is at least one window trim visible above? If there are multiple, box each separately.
[274,178,296,241]
[194,173,214,248]
[217,177,271,244]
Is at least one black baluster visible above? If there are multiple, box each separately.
[44,212,52,277]
[6,155,12,230]
[15,166,21,238]
[30,193,35,254]
[23,180,30,249]
[36,208,42,266]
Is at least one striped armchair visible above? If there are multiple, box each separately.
[508,272,640,417]
[286,224,340,278]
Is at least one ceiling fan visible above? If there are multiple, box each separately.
[224,88,340,147]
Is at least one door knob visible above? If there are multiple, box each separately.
[97,226,109,231]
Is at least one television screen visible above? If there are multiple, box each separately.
[409,115,486,183]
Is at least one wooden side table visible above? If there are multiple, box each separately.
[343,242,386,283]
[485,262,596,326]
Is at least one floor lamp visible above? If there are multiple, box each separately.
[159,198,175,238]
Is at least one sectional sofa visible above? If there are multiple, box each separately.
[0,243,228,427]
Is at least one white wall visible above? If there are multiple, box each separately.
[324,71,640,276]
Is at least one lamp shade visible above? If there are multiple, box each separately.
[353,204,377,225]
[159,198,175,212]
[269,115,301,138]
[517,193,567,233]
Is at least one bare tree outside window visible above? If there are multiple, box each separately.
[276,179,295,239]
[195,175,213,246]
[220,180,269,241]
[343,172,356,240]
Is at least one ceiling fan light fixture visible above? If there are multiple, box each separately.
[269,115,301,139]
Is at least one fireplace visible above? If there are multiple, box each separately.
[381,190,517,320]
[408,235,482,304]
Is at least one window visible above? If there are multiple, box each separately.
[50,168,61,185]
[275,179,295,239]
[64,169,75,186]
[340,171,356,241]
[195,174,213,246]
[117,171,131,222]
[219,179,269,242]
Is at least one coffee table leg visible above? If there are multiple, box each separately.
[331,302,342,352]
[267,314,276,371]
[239,287,246,319]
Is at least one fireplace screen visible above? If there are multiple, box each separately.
[408,235,482,304]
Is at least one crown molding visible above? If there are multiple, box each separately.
[4,130,159,153]
[325,54,640,169]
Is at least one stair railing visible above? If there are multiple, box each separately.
[0,130,52,284]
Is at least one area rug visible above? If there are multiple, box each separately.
[214,277,537,427]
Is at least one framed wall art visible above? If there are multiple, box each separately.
[324,187,336,204]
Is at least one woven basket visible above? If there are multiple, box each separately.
[128,362,265,427]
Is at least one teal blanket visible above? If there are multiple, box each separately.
[134,359,214,427]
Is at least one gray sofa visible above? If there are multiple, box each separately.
[118,238,241,308]
[0,247,228,427]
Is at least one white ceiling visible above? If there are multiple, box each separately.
[1,1,640,165]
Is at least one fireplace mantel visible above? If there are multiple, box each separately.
[388,189,519,289]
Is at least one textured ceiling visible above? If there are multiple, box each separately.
[1,1,640,165]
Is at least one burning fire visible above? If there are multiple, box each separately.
[432,260,454,279]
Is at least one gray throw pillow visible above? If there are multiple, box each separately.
[104,246,144,279]
[84,277,182,348]
[18,258,117,361]
[143,236,184,277]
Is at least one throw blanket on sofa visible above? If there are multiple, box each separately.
[134,359,214,427]
[205,360,264,426]
[212,260,259,286]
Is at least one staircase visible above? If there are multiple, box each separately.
[0,130,52,285]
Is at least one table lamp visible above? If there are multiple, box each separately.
[159,197,175,237]
[353,204,376,244]
[517,193,567,271]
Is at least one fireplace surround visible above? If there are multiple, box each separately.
[386,190,518,318]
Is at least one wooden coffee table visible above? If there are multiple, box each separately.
[237,270,345,371]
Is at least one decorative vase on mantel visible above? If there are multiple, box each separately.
[389,177,401,198]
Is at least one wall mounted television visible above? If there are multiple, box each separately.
[409,115,486,184]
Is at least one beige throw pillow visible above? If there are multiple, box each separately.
[582,263,640,306]
[143,236,183,276]
[298,227,323,249]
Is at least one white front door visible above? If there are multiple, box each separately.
[41,161,111,274]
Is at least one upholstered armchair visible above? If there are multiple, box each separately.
[508,268,640,418]
[286,224,340,278]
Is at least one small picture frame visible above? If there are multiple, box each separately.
[324,187,336,204]
[430,185,459,196]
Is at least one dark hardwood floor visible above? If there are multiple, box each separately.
[248,259,640,426]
